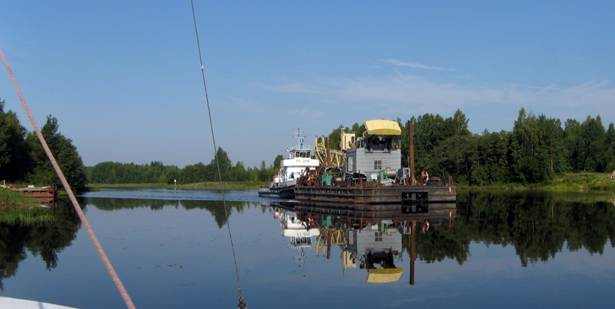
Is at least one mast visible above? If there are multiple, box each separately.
[407,121,417,185]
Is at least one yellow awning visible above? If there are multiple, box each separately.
[365,119,402,136]
[366,267,404,284]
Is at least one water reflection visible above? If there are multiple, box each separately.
[270,192,615,285]
[457,193,615,266]
[1,191,614,307]
[0,205,80,289]
[273,203,456,285]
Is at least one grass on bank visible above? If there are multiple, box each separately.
[460,172,615,193]
[0,188,54,225]
[88,173,614,193]
[88,181,266,191]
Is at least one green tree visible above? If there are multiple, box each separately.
[27,116,87,193]
[0,100,31,181]
[563,119,584,171]
[580,116,607,172]
[606,124,615,171]
[273,154,284,171]
[509,109,565,183]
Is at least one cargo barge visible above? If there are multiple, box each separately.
[295,184,455,207]
[294,119,456,207]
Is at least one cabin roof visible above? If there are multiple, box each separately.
[366,267,404,283]
[365,119,401,136]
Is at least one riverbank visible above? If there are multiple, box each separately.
[87,173,614,193]
[87,181,266,191]
[460,172,615,193]
[0,188,54,224]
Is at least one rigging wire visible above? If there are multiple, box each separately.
[188,1,247,308]
[0,49,137,309]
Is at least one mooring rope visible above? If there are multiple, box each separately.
[188,1,247,308]
[0,49,137,309]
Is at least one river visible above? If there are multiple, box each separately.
[1,189,614,308]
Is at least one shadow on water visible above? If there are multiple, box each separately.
[0,204,80,289]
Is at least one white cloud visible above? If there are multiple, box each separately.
[380,58,453,71]
[288,107,324,119]
[267,74,615,120]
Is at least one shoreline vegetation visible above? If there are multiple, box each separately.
[87,172,614,193]
[0,188,54,224]
[87,180,266,191]
[459,172,615,193]
[3,96,615,196]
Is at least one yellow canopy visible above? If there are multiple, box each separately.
[365,119,402,136]
[366,267,404,284]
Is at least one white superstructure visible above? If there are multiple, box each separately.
[270,129,319,189]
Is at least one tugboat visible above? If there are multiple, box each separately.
[258,129,320,198]
[294,119,456,207]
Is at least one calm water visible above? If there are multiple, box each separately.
[1,189,615,308]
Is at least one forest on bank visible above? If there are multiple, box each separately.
[86,149,283,184]
[325,109,615,185]
[3,95,615,188]
[90,108,615,186]
[0,99,87,192]
[1,98,283,188]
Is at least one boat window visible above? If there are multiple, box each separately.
[374,160,382,170]
[375,231,383,241]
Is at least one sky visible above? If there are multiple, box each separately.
[1,1,615,167]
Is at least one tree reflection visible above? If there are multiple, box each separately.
[456,192,615,266]
[85,197,256,228]
[0,203,80,289]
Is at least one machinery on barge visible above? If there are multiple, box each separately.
[295,119,456,207]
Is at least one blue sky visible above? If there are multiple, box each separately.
[1,1,614,166]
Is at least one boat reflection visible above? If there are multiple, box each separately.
[273,203,456,285]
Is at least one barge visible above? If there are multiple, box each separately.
[295,184,455,207]
[295,119,456,207]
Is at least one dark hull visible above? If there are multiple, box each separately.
[294,185,456,207]
[258,185,295,199]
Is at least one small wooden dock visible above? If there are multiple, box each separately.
[12,186,57,204]
[294,184,455,208]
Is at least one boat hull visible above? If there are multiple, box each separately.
[258,185,295,199]
[294,185,455,207]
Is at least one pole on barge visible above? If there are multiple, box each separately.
[409,220,416,285]
[407,122,417,186]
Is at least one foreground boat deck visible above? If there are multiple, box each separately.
[0,297,76,309]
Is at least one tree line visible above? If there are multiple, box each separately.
[326,109,615,184]
[0,99,87,192]
[87,148,284,184]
